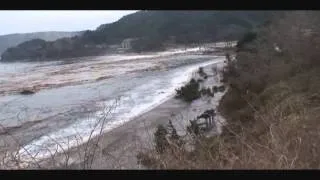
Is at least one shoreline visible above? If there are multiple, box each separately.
[46,59,227,169]
[3,54,227,169]
[0,47,222,97]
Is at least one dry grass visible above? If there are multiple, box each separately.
[137,11,320,169]
[137,73,320,169]
[1,11,320,170]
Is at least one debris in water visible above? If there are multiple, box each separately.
[20,89,35,95]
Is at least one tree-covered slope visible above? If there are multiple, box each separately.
[0,31,81,56]
[1,11,275,61]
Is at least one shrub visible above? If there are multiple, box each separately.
[213,85,225,93]
[198,67,204,74]
[236,31,257,51]
[198,67,207,78]
[212,86,218,93]
[218,85,225,92]
[200,87,214,97]
[175,78,201,102]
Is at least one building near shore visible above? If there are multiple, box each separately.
[121,38,138,49]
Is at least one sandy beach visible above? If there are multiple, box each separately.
[35,60,228,169]
[0,47,228,169]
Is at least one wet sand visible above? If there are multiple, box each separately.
[41,61,227,169]
[76,97,187,169]
[0,49,228,169]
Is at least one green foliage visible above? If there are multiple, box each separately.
[236,31,257,50]
[198,67,208,78]
[200,87,214,97]
[213,85,225,93]
[213,86,218,93]
[175,78,201,102]
[2,11,274,61]
[218,85,226,92]
[131,36,165,52]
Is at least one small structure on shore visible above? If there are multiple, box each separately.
[197,109,216,129]
[121,38,138,49]
[188,109,216,135]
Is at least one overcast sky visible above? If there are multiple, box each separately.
[0,10,138,36]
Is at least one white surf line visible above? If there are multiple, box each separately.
[96,43,230,64]
[9,56,226,168]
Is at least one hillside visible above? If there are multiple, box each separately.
[0,31,82,56]
[1,11,275,62]
[137,11,320,169]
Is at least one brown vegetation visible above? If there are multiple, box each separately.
[2,11,319,170]
[137,11,320,169]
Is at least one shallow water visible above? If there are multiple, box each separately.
[0,47,224,163]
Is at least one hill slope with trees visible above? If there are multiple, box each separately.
[1,11,276,62]
[0,31,82,57]
[137,11,320,169]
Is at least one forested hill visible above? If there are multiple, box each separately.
[0,31,82,56]
[94,11,273,43]
[1,11,276,62]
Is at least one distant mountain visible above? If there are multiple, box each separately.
[1,11,276,62]
[0,31,82,55]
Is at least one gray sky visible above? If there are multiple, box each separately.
[0,10,138,36]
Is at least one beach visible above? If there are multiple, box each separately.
[39,60,228,169]
[0,46,228,169]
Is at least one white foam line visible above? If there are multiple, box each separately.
[12,57,225,167]
[96,46,210,63]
